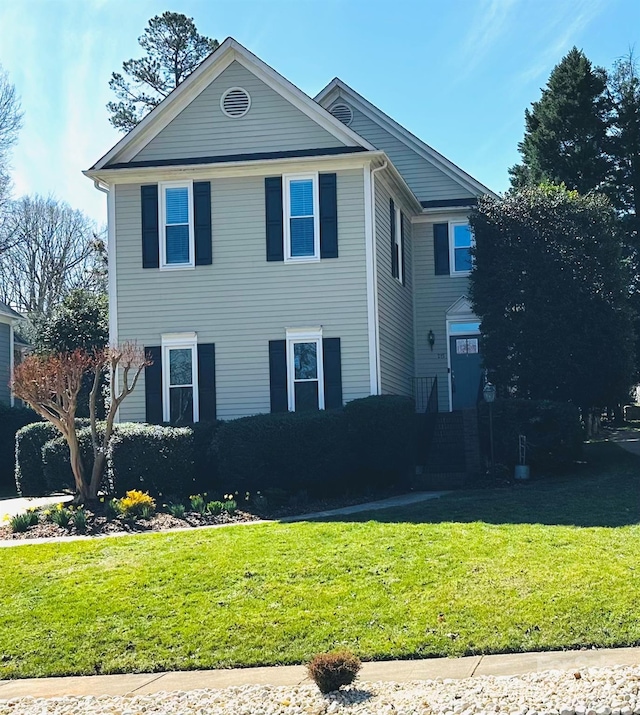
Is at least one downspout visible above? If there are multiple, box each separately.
[93,180,108,194]
[369,160,387,394]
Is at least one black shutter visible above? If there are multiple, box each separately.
[400,212,406,286]
[322,338,343,410]
[141,185,159,269]
[319,173,338,258]
[434,223,450,275]
[390,198,398,278]
[145,346,162,423]
[269,340,288,412]
[194,181,212,266]
[197,343,216,421]
[265,177,284,261]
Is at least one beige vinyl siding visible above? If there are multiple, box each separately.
[413,220,470,411]
[349,107,475,204]
[134,61,345,163]
[114,168,370,421]
[0,322,11,405]
[374,179,414,396]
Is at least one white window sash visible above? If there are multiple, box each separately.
[159,180,195,270]
[285,328,324,411]
[161,333,199,423]
[283,173,320,263]
[449,220,474,276]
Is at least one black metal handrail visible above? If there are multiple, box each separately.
[412,376,437,413]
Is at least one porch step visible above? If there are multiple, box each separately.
[413,409,481,488]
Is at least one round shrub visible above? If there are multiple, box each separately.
[107,423,195,497]
[41,424,108,494]
[307,651,361,694]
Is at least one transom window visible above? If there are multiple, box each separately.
[286,329,324,411]
[450,222,474,274]
[159,181,194,269]
[450,321,480,334]
[162,333,199,424]
[284,174,320,261]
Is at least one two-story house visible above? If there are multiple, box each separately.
[85,38,494,428]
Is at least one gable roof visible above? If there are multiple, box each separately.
[315,78,496,199]
[91,38,376,171]
[0,300,21,321]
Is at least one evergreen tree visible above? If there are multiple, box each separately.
[107,12,219,132]
[469,184,635,412]
[608,52,640,242]
[509,48,610,195]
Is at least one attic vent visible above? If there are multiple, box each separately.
[220,87,251,118]
[329,103,353,126]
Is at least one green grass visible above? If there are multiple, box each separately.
[1,441,639,679]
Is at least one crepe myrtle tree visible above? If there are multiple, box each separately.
[12,344,150,503]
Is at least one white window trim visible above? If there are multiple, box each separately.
[394,206,403,284]
[161,332,199,423]
[449,220,474,276]
[159,180,195,270]
[283,173,320,263]
[285,327,324,411]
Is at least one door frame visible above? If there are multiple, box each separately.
[446,318,480,412]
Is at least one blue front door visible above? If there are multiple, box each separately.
[450,334,483,410]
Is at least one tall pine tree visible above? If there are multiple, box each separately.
[510,48,610,195]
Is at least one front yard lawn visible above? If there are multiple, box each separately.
[1,440,639,679]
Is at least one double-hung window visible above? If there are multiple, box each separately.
[284,174,320,261]
[162,333,199,424]
[159,181,195,269]
[450,221,474,274]
[286,329,324,411]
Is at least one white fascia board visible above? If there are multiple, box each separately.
[315,78,497,199]
[374,158,423,215]
[412,208,473,223]
[84,150,384,186]
[90,38,374,172]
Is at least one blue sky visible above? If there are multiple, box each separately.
[0,0,637,227]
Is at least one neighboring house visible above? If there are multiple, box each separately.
[85,38,495,427]
[0,300,21,406]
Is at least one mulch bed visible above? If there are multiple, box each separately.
[0,487,403,541]
[0,508,260,541]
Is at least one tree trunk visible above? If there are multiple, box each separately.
[67,428,88,502]
[89,451,107,501]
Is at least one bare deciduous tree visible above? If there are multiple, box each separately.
[0,195,99,318]
[0,65,23,252]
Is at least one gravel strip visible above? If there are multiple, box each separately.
[2,665,640,715]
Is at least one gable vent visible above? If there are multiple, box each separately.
[220,87,251,118]
[329,103,353,126]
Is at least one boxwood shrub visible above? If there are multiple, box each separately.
[107,423,195,498]
[214,409,349,497]
[0,403,39,496]
[41,424,110,495]
[478,398,583,470]
[343,395,417,489]
[15,419,89,496]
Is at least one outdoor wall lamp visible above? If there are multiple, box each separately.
[428,330,435,350]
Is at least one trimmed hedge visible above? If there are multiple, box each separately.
[478,398,583,470]
[343,395,416,489]
[15,419,88,496]
[215,410,348,497]
[0,403,39,496]
[215,396,416,497]
[108,423,195,498]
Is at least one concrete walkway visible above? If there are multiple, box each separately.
[0,647,639,699]
[0,491,446,548]
[0,494,72,522]
[608,427,640,457]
